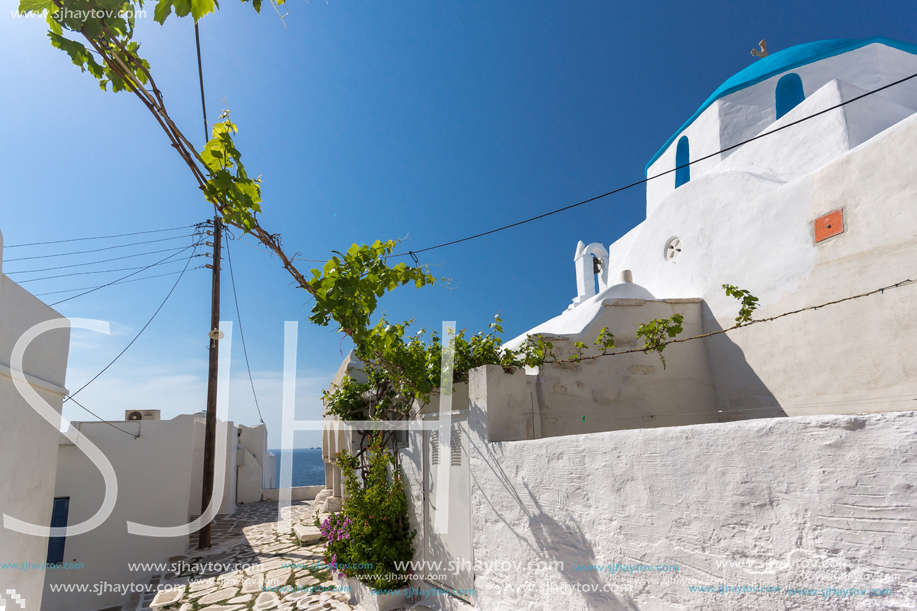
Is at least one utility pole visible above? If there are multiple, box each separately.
[198,215,222,549]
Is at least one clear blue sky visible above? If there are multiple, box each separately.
[2,0,915,447]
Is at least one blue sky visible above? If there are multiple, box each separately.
[2,0,915,447]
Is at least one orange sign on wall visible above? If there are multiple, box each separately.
[814,209,844,243]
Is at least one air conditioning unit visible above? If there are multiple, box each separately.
[125,410,161,421]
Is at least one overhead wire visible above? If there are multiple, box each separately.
[66,396,139,439]
[3,234,197,262]
[63,232,205,402]
[8,246,198,275]
[4,223,200,248]
[50,235,205,306]
[230,71,917,266]
[224,235,265,424]
[386,70,917,259]
[32,267,208,296]
[10,256,201,283]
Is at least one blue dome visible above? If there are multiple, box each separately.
[645,36,917,175]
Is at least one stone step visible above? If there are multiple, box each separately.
[293,523,323,544]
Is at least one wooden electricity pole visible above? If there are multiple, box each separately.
[198,216,222,549]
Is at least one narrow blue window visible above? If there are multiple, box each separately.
[46,497,69,564]
[675,136,690,188]
[776,73,805,119]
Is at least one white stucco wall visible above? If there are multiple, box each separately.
[467,367,917,611]
[44,416,197,611]
[646,42,917,214]
[551,93,917,421]
[188,414,238,516]
[0,231,71,611]
[237,423,271,503]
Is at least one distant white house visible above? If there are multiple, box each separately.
[42,413,277,611]
[0,229,71,611]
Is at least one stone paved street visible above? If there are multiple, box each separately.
[125,500,359,611]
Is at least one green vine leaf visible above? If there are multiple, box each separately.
[636,314,684,369]
[722,284,759,325]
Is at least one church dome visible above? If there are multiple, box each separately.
[645,36,917,174]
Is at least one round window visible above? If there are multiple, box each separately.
[664,236,682,261]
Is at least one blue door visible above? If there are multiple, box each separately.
[46,497,69,564]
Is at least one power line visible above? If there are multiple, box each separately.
[63,237,203,403]
[32,267,207,296]
[388,70,917,259]
[225,236,265,424]
[3,233,195,262]
[50,237,205,307]
[4,223,199,248]
[558,277,917,364]
[11,257,202,283]
[66,396,139,439]
[8,245,197,275]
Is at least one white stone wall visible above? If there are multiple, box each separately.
[237,423,271,503]
[188,414,238,516]
[646,42,917,214]
[0,230,71,611]
[467,369,917,610]
[45,416,198,611]
[584,99,917,419]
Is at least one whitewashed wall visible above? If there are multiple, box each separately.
[45,416,198,611]
[646,42,917,213]
[467,367,917,611]
[237,423,270,503]
[188,415,238,516]
[0,231,71,611]
[583,99,917,419]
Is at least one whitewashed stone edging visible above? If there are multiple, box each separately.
[332,574,409,611]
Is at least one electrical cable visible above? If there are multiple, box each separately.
[11,257,199,283]
[32,267,207,296]
[387,70,917,259]
[63,236,204,402]
[224,236,265,424]
[4,223,199,248]
[3,234,196,262]
[50,236,205,306]
[66,396,139,439]
[8,246,197,275]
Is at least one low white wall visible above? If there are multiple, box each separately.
[260,485,324,501]
[0,254,71,611]
[188,416,237,516]
[44,416,197,611]
[237,424,270,504]
[467,368,917,611]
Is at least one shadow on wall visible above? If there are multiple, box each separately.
[468,399,637,610]
[520,482,639,611]
[701,302,787,421]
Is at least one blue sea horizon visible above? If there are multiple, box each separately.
[270,447,325,488]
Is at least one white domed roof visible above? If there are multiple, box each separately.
[593,281,656,302]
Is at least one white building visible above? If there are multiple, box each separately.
[43,413,277,611]
[330,37,917,611]
[0,229,71,611]
[510,35,917,428]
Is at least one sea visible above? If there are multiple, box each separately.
[270,448,326,487]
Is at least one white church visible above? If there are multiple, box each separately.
[321,37,917,611]
[505,35,917,434]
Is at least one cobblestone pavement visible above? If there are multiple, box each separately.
[124,500,358,611]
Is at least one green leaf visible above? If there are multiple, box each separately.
[19,0,54,15]
[190,0,216,21]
